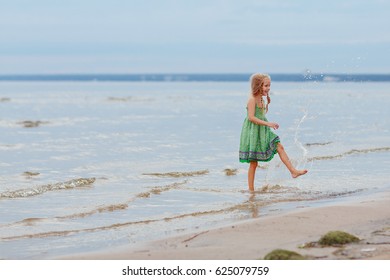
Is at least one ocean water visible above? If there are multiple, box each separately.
[0,80,389,259]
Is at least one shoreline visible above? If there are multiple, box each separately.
[61,189,390,260]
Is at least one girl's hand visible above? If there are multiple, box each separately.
[268,122,279,130]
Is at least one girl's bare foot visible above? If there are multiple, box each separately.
[291,169,308,178]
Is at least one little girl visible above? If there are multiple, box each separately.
[239,73,307,191]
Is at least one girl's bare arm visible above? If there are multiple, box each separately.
[247,98,279,129]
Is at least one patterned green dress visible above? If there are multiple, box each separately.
[239,105,280,163]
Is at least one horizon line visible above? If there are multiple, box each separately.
[1,73,390,82]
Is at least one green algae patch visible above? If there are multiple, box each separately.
[318,231,360,246]
[264,249,305,260]
[23,171,40,177]
[18,120,49,128]
[224,168,238,176]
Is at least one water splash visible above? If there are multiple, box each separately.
[294,108,309,168]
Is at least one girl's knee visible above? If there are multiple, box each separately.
[250,161,258,167]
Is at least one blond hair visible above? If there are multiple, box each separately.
[250,73,271,111]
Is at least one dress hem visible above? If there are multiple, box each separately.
[239,138,280,163]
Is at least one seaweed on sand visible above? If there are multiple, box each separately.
[264,249,305,260]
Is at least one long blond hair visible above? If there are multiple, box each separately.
[250,73,271,111]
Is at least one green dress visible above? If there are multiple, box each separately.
[239,105,280,163]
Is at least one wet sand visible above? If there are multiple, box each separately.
[61,190,390,260]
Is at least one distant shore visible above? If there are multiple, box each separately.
[1,73,390,82]
[61,190,390,260]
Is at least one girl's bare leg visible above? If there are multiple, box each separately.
[248,161,258,191]
[276,143,308,178]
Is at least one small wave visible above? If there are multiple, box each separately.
[59,182,188,219]
[19,218,44,226]
[1,207,229,241]
[107,96,132,102]
[107,96,154,102]
[326,189,365,198]
[143,169,209,178]
[0,178,96,199]
[257,184,299,194]
[62,203,129,220]
[308,147,390,162]
[137,181,188,197]
[0,203,132,228]
[17,120,49,128]
[0,181,188,228]
[22,171,40,178]
[0,195,326,240]
[1,188,370,241]
[305,141,333,147]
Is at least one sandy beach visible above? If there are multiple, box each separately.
[62,190,390,260]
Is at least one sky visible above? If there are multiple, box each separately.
[1,0,389,74]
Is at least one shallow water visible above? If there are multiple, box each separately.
[0,81,389,259]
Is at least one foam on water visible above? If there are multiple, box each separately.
[0,178,95,199]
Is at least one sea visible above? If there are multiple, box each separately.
[0,74,389,259]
